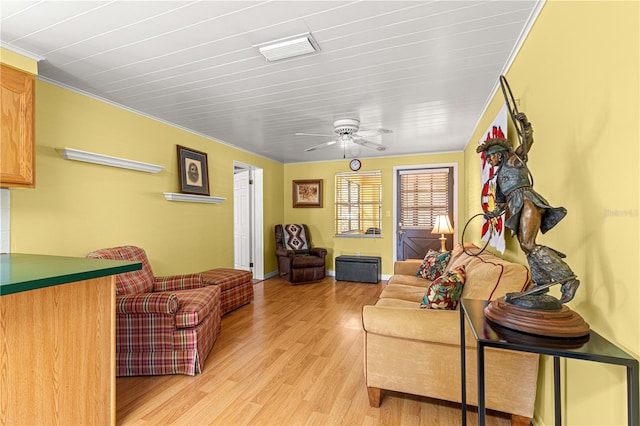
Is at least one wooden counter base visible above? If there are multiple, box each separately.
[0,276,115,425]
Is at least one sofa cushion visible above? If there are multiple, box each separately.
[446,243,480,271]
[174,286,221,329]
[387,274,430,288]
[202,268,253,291]
[379,283,427,303]
[291,254,325,268]
[393,259,423,275]
[416,250,451,280]
[374,298,421,309]
[461,255,530,301]
[362,305,461,345]
[420,265,466,309]
[442,243,531,301]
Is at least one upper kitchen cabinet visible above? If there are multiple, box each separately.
[1,64,35,188]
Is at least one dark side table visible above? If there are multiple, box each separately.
[459,298,639,426]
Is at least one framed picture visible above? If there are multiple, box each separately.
[177,145,210,196]
[292,179,323,208]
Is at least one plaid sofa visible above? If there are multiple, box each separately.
[87,246,221,376]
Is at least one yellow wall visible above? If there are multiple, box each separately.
[284,152,464,276]
[0,47,38,74]
[463,1,639,425]
[10,80,284,276]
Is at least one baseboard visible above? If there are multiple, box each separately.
[266,269,390,281]
[263,270,279,280]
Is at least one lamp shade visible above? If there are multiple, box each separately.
[431,215,454,235]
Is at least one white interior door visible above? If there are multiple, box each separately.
[234,170,251,271]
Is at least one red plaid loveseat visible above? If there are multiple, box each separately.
[87,246,221,376]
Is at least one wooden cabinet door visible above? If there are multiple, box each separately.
[0,64,35,188]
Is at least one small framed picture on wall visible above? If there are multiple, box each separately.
[292,179,323,208]
[177,145,210,196]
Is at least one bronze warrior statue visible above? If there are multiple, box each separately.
[476,112,579,309]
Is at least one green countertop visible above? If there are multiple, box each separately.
[0,253,141,296]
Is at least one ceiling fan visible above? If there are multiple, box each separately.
[297,119,392,153]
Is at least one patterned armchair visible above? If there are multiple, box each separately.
[87,246,221,376]
[275,224,327,284]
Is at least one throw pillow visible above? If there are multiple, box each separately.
[420,265,466,310]
[283,224,309,252]
[416,249,451,281]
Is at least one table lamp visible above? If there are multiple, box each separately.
[431,214,454,252]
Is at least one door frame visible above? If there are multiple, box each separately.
[392,162,459,262]
[233,161,264,280]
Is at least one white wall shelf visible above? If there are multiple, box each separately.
[58,148,164,173]
[163,192,225,204]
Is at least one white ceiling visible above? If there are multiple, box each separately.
[1,1,542,164]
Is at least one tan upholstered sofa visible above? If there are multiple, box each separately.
[362,243,540,424]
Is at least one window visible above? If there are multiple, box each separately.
[335,171,382,236]
[399,168,452,228]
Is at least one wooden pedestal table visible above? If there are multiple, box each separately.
[0,253,140,425]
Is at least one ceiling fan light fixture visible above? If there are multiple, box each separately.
[255,33,320,62]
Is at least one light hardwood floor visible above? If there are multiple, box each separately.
[116,277,512,425]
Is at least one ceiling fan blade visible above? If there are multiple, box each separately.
[295,132,334,137]
[352,138,387,151]
[304,140,337,152]
[356,128,393,137]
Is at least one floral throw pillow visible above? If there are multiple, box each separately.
[420,265,466,310]
[416,250,451,281]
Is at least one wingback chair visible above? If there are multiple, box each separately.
[275,224,327,283]
[86,245,221,376]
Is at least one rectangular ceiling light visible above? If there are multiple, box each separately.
[255,33,320,62]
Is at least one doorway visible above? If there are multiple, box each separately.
[233,161,264,280]
[393,163,458,261]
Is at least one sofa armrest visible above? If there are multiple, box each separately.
[393,259,422,276]
[153,273,203,292]
[362,305,463,346]
[310,247,327,258]
[116,293,179,314]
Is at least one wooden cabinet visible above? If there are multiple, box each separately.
[0,63,35,188]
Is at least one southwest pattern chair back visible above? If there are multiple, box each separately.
[282,224,309,252]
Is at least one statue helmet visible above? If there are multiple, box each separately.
[476,138,512,155]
